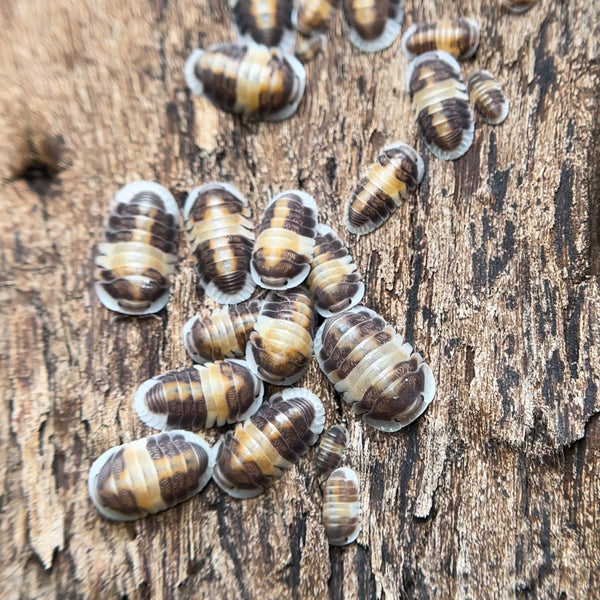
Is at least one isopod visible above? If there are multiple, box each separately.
[95,181,179,315]
[315,424,349,480]
[314,306,435,432]
[184,43,306,121]
[183,300,261,364]
[251,189,318,289]
[294,34,327,64]
[401,18,480,60]
[246,286,315,385]
[322,467,361,546]
[88,431,214,521]
[213,388,325,498]
[134,359,264,431]
[468,70,510,125]
[183,182,256,304]
[344,142,424,235]
[232,0,295,51]
[500,0,537,13]
[342,0,403,53]
[407,50,474,160]
[306,223,364,316]
[292,0,338,36]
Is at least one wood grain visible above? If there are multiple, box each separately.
[1,0,599,598]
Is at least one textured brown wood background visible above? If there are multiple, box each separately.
[1,0,599,598]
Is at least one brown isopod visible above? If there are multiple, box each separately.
[251,190,318,289]
[183,182,256,304]
[231,0,295,51]
[322,467,361,546]
[88,431,214,521]
[315,306,435,432]
[307,224,365,315]
[95,181,179,315]
[134,359,264,431]
[294,34,327,64]
[401,18,480,60]
[407,50,474,160]
[184,43,306,121]
[500,0,537,13]
[183,300,261,364]
[213,388,325,498]
[315,424,349,480]
[468,70,510,125]
[246,286,315,385]
[342,0,403,53]
[344,142,424,235]
[292,0,338,36]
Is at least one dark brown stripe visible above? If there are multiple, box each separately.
[417,98,472,151]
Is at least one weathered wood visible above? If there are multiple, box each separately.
[1,0,599,598]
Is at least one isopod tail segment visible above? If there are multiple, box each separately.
[342,0,403,53]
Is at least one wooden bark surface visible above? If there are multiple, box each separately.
[1,0,599,598]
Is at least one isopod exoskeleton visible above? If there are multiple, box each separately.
[88,431,214,521]
[183,182,256,304]
[134,360,264,431]
[401,18,480,60]
[315,424,349,480]
[213,388,325,498]
[251,190,318,289]
[500,0,537,13]
[307,224,364,316]
[407,50,474,160]
[314,306,435,432]
[467,70,510,125]
[232,0,295,52]
[292,0,338,36]
[183,300,261,364]
[342,0,403,53]
[184,43,306,122]
[95,181,179,316]
[246,286,315,385]
[344,142,424,235]
[322,467,361,546]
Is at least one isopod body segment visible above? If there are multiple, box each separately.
[134,360,264,431]
[407,50,474,160]
[401,18,480,60]
[344,142,424,235]
[322,467,361,546]
[232,0,295,51]
[307,224,364,316]
[314,306,435,432]
[468,70,510,125]
[315,424,349,480]
[213,388,326,498]
[183,300,261,364]
[184,43,306,122]
[88,431,215,521]
[246,286,315,385]
[183,182,256,304]
[251,190,318,289]
[95,181,179,316]
[342,0,403,53]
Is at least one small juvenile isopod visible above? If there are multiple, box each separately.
[322,467,361,546]
[231,0,295,51]
[467,70,510,125]
[401,18,480,60]
[315,424,349,480]
[95,181,179,315]
[251,190,318,289]
[306,224,364,316]
[183,182,256,304]
[342,0,403,53]
[183,300,261,364]
[88,431,214,521]
[184,43,306,122]
[407,50,474,160]
[344,142,424,235]
[213,388,325,498]
[292,0,338,36]
[134,360,264,431]
[315,306,435,432]
[294,34,327,64]
[500,0,537,13]
[246,286,315,385]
